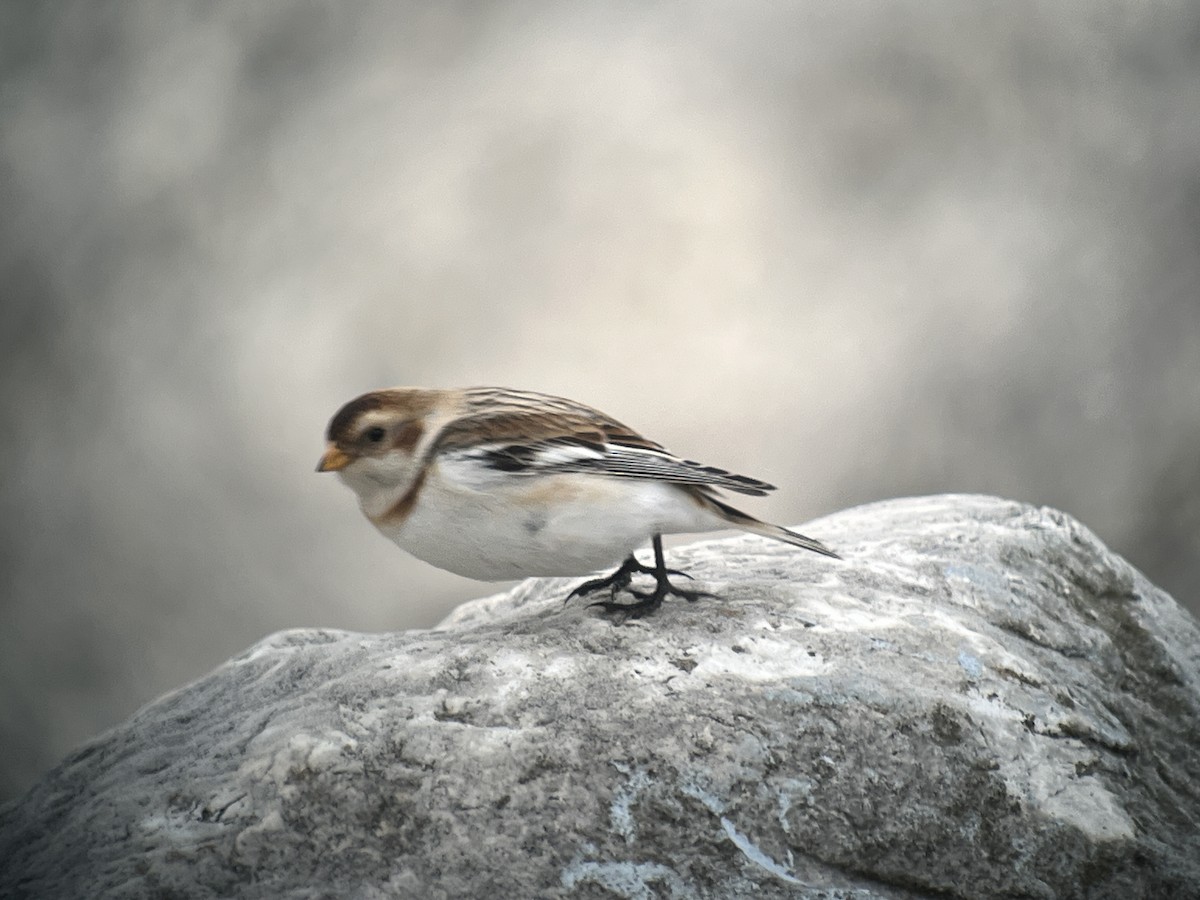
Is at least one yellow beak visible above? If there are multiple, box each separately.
[316,446,353,472]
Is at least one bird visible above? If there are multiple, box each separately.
[317,386,839,618]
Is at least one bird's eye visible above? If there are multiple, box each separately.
[365,426,386,443]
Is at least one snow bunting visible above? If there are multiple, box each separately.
[318,387,839,617]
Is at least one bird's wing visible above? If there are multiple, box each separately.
[431,388,775,496]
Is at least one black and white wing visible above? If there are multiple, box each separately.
[431,387,776,496]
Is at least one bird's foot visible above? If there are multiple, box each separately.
[566,555,691,604]
[568,536,712,619]
[585,570,714,620]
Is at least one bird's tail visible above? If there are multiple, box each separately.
[697,493,841,559]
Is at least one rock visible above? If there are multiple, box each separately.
[1,494,1198,899]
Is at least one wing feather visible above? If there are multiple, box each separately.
[432,388,775,496]
[542,444,775,496]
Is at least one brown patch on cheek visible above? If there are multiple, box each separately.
[391,420,424,452]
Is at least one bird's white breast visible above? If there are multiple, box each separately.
[372,463,717,580]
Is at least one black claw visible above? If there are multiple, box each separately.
[565,555,638,604]
[565,574,621,604]
[565,535,713,618]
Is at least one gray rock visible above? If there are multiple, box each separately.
[2,494,1198,899]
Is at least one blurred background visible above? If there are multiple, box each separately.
[2,1,1197,802]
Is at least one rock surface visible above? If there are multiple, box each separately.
[2,494,1198,899]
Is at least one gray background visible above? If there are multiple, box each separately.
[2,1,1197,803]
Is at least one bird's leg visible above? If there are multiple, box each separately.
[586,535,714,619]
[566,549,691,604]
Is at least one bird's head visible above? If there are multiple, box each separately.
[317,388,442,504]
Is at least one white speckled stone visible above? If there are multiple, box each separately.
[2,495,1198,899]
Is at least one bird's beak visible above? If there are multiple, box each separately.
[317,445,353,473]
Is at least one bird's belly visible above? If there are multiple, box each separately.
[375,474,709,580]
